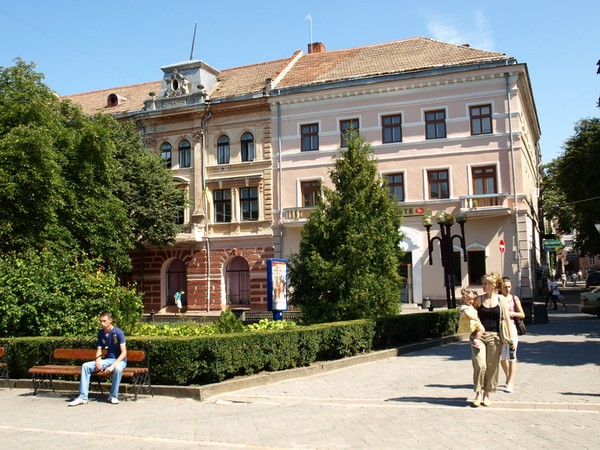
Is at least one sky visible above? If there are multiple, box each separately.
[1,0,598,163]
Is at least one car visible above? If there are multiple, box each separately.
[585,271,600,289]
[580,287,600,318]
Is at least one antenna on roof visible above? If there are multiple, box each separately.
[189,22,198,60]
[305,14,313,51]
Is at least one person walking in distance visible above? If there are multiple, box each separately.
[546,276,567,311]
[68,311,127,406]
[174,289,185,315]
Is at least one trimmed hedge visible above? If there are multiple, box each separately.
[0,310,459,386]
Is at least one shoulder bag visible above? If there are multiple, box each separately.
[497,295,512,344]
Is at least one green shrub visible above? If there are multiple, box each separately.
[0,310,459,386]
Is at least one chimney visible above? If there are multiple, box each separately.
[308,42,326,54]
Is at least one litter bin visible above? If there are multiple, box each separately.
[533,303,548,324]
[521,300,533,325]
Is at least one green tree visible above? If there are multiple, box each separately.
[542,118,600,255]
[0,249,143,337]
[0,59,185,271]
[289,133,404,323]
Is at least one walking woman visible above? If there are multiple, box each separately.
[498,277,525,393]
[470,272,514,407]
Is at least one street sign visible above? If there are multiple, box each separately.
[543,239,563,250]
[499,239,505,253]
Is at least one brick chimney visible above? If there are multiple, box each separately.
[308,42,326,54]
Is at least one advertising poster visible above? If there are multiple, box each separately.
[267,258,288,312]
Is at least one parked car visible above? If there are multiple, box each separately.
[585,271,600,289]
[580,287,600,318]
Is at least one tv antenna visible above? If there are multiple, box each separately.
[189,22,198,60]
[305,14,313,47]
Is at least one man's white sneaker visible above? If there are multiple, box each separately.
[68,397,88,406]
[109,396,119,404]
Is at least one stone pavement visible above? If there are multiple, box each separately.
[1,307,598,449]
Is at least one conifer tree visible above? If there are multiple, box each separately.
[289,133,404,323]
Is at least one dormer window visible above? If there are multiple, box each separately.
[106,93,126,108]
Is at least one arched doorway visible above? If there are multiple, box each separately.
[226,256,250,305]
[166,259,187,308]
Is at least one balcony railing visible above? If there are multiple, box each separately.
[282,207,316,222]
[459,193,509,209]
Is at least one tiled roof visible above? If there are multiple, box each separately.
[62,37,510,113]
[63,81,161,115]
[276,37,509,89]
[211,56,297,99]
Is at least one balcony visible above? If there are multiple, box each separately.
[459,193,511,218]
[282,207,316,223]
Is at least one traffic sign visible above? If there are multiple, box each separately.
[499,239,505,253]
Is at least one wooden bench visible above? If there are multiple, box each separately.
[0,346,10,388]
[28,348,152,401]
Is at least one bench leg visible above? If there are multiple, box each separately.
[0,366,9,389]
[131,372,153,401]
[31,374,55,395]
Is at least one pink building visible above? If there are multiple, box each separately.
[65,37,542,314]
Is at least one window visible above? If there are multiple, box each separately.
[472,166,497,195]
[387,173,405,201]
[227,256,250,305]
[428,169,449,199]
[467,250,486,285]
[470,105,492,135]
[217,136,230,164]
[301,124,319,151]
[382,114,402,143]
[214,189,231,222]
[301,180,321,207]
[425,110,446,139]
[175,207,184,225]
[340,119,359,148]
[240,187,259,221]
[160,142,172,168]
[241,132,255,162]
[179,140,191,168]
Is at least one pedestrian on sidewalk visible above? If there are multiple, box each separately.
[498,277,524,393]
[457,288,485,348]
[546,276,567,311]
[470,272,513,407]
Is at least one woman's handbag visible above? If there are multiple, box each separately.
[515,318,527,335]
[498,296,512,344]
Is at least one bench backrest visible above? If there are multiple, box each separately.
[52,348,146,363]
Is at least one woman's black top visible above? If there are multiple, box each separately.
[478,302,500,333]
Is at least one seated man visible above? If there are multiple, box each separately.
[68,311,127,406]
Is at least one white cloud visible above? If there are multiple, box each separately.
[421,8,494,51]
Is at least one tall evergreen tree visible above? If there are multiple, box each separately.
[289,133,404,323]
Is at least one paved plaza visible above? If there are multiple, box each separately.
[1,293,599,449]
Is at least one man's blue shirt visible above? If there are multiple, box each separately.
[97,327,126,360]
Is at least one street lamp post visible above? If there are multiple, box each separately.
[423,212,468,309]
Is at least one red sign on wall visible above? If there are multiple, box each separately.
[499,239,506,253]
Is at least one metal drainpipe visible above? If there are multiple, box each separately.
[505,72,522,297]
[277,102,283,258]
[201,108,212,311]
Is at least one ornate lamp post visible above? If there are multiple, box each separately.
[422,212,468,309]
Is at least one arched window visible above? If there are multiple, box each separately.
[161,142,172,168]
[179,139,191,168]
[241,132,254,162]
[217,135,230,164]
[226,257,250,305]
[166,258,187,308]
